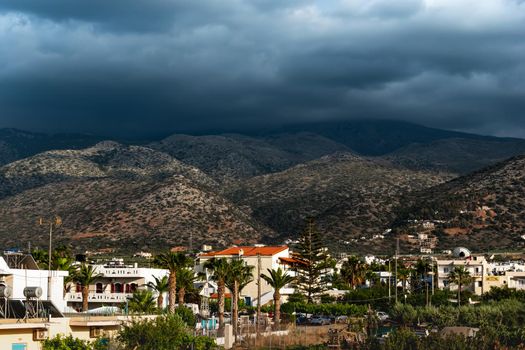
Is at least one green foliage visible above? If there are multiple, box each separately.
[281,301,367,316]
[294,219,333,303]
[481,286,525,302]
[343,285,391,310]
[42,334,94,350]
[340,255,368,289]
[288,292,307,304]
[390,303,418,326]
[384,300,525,347]
[117,314,215,350]
[128,289,157,314]
[175,306,197,327]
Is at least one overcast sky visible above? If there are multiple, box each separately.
[0,0,524,137]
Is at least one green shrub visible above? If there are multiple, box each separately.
[281,302,367,316]
[117,314,215,350]
[42,335,94,350]
[175,306,197,327]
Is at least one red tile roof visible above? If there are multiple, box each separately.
[210,293,232,299]
[200,246,288,257]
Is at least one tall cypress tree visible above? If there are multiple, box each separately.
[293,219,332,303]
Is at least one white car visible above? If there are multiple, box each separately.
[376,311,389,321]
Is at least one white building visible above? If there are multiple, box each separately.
[197,246,295,306]
[436,247,525,296]
[65,258,168,311]
[0,253,68,312]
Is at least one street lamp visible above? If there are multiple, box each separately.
[38,216,62,301]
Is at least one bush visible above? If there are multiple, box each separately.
[281,302,367,316]
[175,306,197,327]
[42,335,94,350]
[117,314,215,350]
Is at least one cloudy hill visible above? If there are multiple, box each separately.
[0,128,104,166]
[383,137,525,175]
[149,132,349,183]
[4,121,525,182]
[394,155,525,251]
[0,142,273,252]
[226,152,449,252]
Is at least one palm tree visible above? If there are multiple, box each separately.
[74,263,102,312]
[146,275,169,309]
[177,268,199,307]
[203,257,230,330]
[31,248,49,269]
[154,252,193,313]
[365,270,380,287]
[261,267,295,327]
[448,266,473,306]
[341,256,368,289]
[413,259,431,291]
[128,289,157,314]
[397,268,411,294]
[225,260,254,337]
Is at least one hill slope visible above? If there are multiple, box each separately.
[150,132,349,183]
[227,153,449,252]
[394,156,525,251]
[0,143,273,252]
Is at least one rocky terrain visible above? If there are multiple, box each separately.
[3,120,525,253]
[0,142,273,252]
[150,132,349,183]
[394,155,525,251]
[226,153,450,252]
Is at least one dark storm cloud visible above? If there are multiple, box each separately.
[0,0,525,137]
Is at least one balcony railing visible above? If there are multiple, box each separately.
[66,292,132,303]
[95,267,142,277]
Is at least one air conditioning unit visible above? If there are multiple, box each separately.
[33,328,48,341]
[90,327,103,338]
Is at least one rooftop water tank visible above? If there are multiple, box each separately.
[452,247,471,259]
[23,287,43,299]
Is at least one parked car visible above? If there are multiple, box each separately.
[310,316,331,325]
[335,315,348,323]
[376,311,389,321]
[296,315,309,325]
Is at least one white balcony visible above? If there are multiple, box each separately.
[96,267,142,278]
[66,292,132,303]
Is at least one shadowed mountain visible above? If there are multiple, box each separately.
[383,138,525,175]
[0,128,105,166]
[150,132,350,183]
[226,152,450,252]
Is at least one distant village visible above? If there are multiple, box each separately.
[1,232,525,349]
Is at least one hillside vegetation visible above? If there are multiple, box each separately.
[0,142,273,252]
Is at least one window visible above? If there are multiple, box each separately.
[477,281,482,287]
[114,283,123,293]
[96,283,103,294]
[443,267,449,273]
[76,283,82,293]
[130,283,137,293]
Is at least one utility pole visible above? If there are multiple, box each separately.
[425,263,429,307]
[395,238,399,304]
[256,253,261,338]
[39,216,62,302]
[388,259,392,304]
